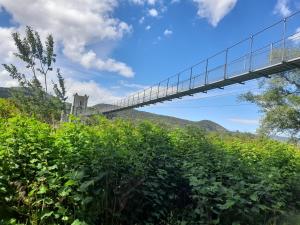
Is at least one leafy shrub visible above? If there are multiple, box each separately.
[0,98,20,119]
[0,116,299,225]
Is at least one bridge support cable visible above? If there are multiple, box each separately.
[90,11,300,115]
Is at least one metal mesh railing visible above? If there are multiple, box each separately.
[99,11,300,114]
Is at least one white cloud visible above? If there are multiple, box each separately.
[0,69,19,87]
[130,0,144,4]
[274,0,292,17]
[0,27,16,63]
[66,78,120,106]
[0,64,123,106]
[229,118,259,125]
[139,16,145,24]
[0,0,134,77]
[148,8,159,17]
[119,80,149,89]
[130,0,158,5]
[288,27,300,44]
[164,29,173,36]
[145,25,151,30]
[148,0,158,5]
[193,0,237,27]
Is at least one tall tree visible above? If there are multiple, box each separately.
[2,26,67,123]
[242,69,300,142]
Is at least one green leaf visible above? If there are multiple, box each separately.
[64,179,76,187]
[41,211,53,220]
[71,219,88,225]
[37,185,48,194]
[79,180,94,192]
[219,200,235,210]
[250,193,258,202]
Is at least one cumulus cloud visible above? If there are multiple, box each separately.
[0,0,134,77]
[0,68,121,107]
[164,29,173,36]
[0,27,16,63]
[145,25,151,30]
[0,69,19,87]
[149,8,159,17]
[66,78,121,106]
[274,0,291,17]
[193,0,237,27]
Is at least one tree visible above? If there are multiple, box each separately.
[242,69,300,142]
[2,26,67,123]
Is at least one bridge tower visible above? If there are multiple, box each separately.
[71,93,89,116]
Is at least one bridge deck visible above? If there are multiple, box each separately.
[98,57,300,115]
[85,12,300,115]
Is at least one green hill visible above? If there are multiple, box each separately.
[90,104,227,132]
[0,87,13,98]
[0,87,227,132]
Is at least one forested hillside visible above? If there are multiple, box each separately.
[92,104,227,132]
[0,87,13,98]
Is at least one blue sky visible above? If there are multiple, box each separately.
[0,0,300,133]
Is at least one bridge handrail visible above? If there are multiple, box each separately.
[107,10,300,111]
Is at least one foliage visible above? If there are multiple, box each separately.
[0,98,20,119]
[241,67,300,142]
[0,116,299,225]
[2,26,67,123]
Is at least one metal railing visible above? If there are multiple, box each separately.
[96,11,300,114]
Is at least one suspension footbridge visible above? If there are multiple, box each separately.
[85,11,300,115]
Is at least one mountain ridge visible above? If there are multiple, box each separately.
[90,103,227,132]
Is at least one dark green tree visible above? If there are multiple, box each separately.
[2,26,67,123]
[242,70,300,141]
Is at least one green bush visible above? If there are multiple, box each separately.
[0,116,299,225]
[0,98,20,119]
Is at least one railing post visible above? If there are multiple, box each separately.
[249,35,254,71]
[224,48,228,79]
[166,78,169,96]
[143,89,146,102]
[282,18,287,61]
[189,67,193,89]
[157,82,160,98]
[205,59,209,85]
[150,87,153,100]
[176,73,180,93]
[270,42,274,64]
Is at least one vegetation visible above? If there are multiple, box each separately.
[1,27,299,225]
[0,101,299,225]
[0,98,20,119]
[242,68,300,142]
[2,26,67,123]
